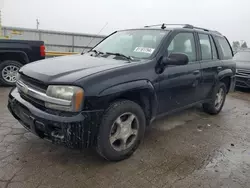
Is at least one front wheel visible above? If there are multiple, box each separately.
[203,82,227,115]
[96,100,146,161]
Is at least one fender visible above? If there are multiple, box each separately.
[0,50,29,64]
[218,69,233,80]
[99,80,158,119]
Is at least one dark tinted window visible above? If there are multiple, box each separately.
[233,51,250,62]
[168,32,196,62]
[198,34,212,60]
[210,36,218,59]
[216,37,233,59]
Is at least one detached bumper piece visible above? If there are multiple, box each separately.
[8,88,103,149]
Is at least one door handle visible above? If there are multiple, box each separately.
[217,66,222,71]
[193,70,200,75]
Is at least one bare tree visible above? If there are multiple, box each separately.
[241,41,248,49]
[232,41,240,51]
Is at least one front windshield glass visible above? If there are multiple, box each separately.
[93,29,168,59]
[233,51,250,62]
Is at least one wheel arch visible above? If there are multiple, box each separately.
[0,51,29,65]
[218,69,233,93]
[98,80,158,125]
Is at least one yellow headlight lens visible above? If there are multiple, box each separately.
[46,85,84,112]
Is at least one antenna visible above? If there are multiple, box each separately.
[81,22,108,54]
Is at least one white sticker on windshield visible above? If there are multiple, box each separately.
[134,47,155,54]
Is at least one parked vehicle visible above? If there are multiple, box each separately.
[233,50,250,88]
[0,39,45,86]
[8,24,235,161]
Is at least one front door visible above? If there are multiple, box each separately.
[157,31,202,114]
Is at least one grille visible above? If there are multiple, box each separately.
[19,90,46,110]
[236,82,247,87]
[18,74,47,110]
[19,74,47,92]
[236,77,248,82]
[237,69,250,76]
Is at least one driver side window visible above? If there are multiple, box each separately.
[168,32,196,62]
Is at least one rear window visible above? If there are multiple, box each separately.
[233,51,250,62]
[216,37,233,59]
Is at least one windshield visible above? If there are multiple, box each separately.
[93,29,168,59]
[233,51,250,62]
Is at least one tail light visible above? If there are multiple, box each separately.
[40,45,45,57]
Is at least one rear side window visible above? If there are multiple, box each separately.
[198,34,212,60]
[210,36,218,59]
[216,37,233,59]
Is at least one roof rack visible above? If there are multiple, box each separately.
[144,23,222,35]
[144,24,191,29]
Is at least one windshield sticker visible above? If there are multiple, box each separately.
[134,47,155,54]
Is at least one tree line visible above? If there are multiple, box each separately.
[232,41,248,51]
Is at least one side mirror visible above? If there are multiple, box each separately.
[162,53,189,66]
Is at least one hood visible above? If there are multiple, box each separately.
[19,54,129,83]
[235,61,250,70]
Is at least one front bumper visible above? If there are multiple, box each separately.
[235,75,250,88]
[8,88,103,148]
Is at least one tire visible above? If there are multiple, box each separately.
[96,100,146,161]
[203,82,227,115]
[0,60,23,86]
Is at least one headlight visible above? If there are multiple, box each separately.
[45,85,84,112]
[236,69,238,73]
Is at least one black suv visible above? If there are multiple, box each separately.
[8,24,236,161]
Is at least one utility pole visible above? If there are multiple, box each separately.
[36,19,40,30]
[0,0,4,38]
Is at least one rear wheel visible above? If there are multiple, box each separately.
[203,82,227,115]
[96,100,146,161]
[0,60,22,86]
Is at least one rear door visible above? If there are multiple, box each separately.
[198,33,221,99]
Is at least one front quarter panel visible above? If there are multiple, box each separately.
[98,80,158,117]
[76,60,159,113]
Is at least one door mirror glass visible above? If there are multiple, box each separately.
[162,53,189,66]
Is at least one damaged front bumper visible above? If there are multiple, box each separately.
[8,88,103,149]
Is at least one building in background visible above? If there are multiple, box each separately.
[0,10,2,38]
[1,26,106,52]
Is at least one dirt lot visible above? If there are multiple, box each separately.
[0,87,250,188]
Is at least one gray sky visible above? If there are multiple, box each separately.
[1,0,250,44]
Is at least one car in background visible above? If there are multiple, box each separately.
[233,50,250,88]
[0,39,45,86]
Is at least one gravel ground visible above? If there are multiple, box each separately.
[0,87,250,188]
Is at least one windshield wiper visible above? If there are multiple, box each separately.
[105,52,134,61]
[88,49,104,55]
